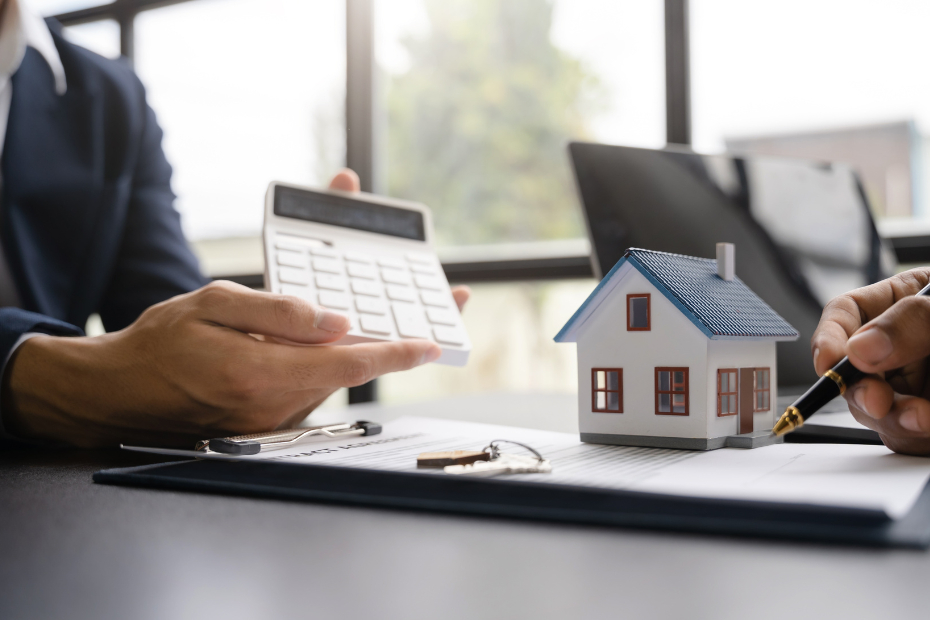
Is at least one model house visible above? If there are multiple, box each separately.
[554,244,799,450]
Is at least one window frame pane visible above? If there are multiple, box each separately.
[627,293,652,331]
[655,367,689,416]
[592,367,624,413]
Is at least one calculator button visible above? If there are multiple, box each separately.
[315,274,347,291]
[278,267,310,286]
[360,315,393,336]
[414,274,443,291]
[276,236,323,250]
[276,250,306,268]
[406,252,433,265]
[347,263,376,279]
[386,285,416,302]
[392,304,430,339]
[344,252,374,264]
[275,240,303,252]
[309,246,339,258]
[356,297,388,315]
[318,291,350,310]
[433,326,465,346]
[279,285,315,301]
[409,263,437,275]
[351,279,381,297]
[426,307,458,326]
[378,257,405,269]
[420,291,450,307]
[381,268,413,286]
[312,257,342,274]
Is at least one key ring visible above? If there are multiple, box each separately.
[483,440,546,463]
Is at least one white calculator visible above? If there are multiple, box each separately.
[263,181,471,366]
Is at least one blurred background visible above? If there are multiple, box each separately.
[33,0,930,407]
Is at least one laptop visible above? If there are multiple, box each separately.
[568,142,897,388]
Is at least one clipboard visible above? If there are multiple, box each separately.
[93,457,930,549]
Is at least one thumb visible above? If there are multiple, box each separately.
[846,295,930,373]
[329,168,361,192]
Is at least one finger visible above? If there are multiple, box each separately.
[811,268,930,374]
[846,296,930,373]
[272,339,441,389]
[865,394,930,456]
[844,376,895,422]
[451,285,471,312]
[194,281,349,343]
[329,168,361,192]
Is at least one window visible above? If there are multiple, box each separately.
[627,293,650,331]
[655,368,688,415]
[717,368,737,416]
[753,368,771,412]
[592,368,623,413]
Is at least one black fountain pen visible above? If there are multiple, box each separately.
[772,281,930,436]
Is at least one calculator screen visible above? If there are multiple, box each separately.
[274,186,426,241]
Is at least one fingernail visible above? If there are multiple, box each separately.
[847,328,894,364]
[900,408,924,433]
[812,347,820,371]
[420,347,441,365]
[849,386,875,419]
[315,310,349,333]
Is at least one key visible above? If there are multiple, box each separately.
[444,454,552,477]
[318,291,350,310]
[409,262,437,275]
[278,267,309,286]
[309,246,339,258]
[312,257,342,274]
[392,304,430,339]
[414,274,443,290]
[417,450,490,468]
[276,250,306,268]
[433,326,465,345]
[426,307,458,326]
[279,285,314,301]
[351,279,381,297]
[378,257,405,269]
[347,263,376,279]
[356,297,388,315]
[344,252,374,264]
[381,268,412,286]
[386,285,416,302]
[420,290,450,307]
[315,273,347,291]
[406,252,433,265]
[360,314,393,336]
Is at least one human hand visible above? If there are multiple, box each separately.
[810,268,930,455]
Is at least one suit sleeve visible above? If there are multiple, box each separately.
[97,89,209,332]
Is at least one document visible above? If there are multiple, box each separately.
[126,417,930,519]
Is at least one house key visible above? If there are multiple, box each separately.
[443,440,552,477]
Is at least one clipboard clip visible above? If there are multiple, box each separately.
[195,420,382,456]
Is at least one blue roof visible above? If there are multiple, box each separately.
[554,248,799,342]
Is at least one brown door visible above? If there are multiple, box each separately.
[739,368,754,434]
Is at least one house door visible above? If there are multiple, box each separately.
[738,368,754,434]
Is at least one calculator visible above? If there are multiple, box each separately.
[263,182,471,366]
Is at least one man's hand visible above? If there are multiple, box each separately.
[2,168,471,448]
[811,267,930,455]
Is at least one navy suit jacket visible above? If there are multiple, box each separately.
[0,23,207,391]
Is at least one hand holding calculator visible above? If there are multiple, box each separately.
[263,182,471,366]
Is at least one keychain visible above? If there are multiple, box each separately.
[441,440,552,477]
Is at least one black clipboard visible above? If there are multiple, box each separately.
[94,456,930,549]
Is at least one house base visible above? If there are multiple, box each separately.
[580,430,784,451]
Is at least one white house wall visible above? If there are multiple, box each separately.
[705,340,779,437]
[574,267,710,439]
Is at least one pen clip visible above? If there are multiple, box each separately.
[197,420,382,455]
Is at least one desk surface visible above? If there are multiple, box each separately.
[2,393,928,620]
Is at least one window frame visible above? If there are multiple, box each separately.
[655,367,689,416]
[716,368,737,417]
[626,293,652,331]
[753,367,771,413]
[591,368,623,413]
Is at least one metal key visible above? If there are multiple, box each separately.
[443,453,552,477]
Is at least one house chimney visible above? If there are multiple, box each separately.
[716,243,735,281]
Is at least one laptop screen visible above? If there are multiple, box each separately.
[569,142,897,387]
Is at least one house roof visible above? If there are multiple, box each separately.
[554,248,799,342]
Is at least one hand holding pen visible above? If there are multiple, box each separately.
[804,269,930,456]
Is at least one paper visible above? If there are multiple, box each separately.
[125,417,930,519]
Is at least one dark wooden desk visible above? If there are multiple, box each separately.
[2,394,928,620]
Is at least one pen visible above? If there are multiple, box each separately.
[195,421,382,455]
[772,281,930,436]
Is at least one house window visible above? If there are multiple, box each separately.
[655,367,688,415]
[627,294,651,331]
[592,368,623,412]
[753,368,771,412]
[717,369,738,416]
